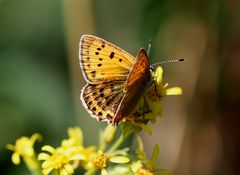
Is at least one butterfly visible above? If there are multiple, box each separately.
[79,35,153,125]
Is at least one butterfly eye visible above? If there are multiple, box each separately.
[150,66,154,73]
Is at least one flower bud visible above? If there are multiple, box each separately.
[103,125,117,144]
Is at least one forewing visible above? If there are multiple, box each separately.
[81,80,125,124]
[113,49,151,124]
[124,49,150,91]
[79,35,135,84]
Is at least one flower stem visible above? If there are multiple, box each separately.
[24,156,41,175]
[107,134,125,154]
[99,142,107,152]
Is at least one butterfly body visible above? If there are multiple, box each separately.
[79,35,151,125]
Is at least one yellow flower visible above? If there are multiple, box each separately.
[38,127,96,175]
[132,161,153,175]
[92,152,108,169]
[86,151,130,175]
[61,127,83,148]
[6,133,42,173]
[38,145,95,175]
[146,66,182,117]
[151,66,182,96]
[134,168,153,175]
[121,66,182,135]
[136,168,153,175]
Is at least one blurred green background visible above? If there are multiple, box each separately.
[1,0,240,174]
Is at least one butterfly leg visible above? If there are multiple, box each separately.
[154,82,161,99]
[142,96,146,119]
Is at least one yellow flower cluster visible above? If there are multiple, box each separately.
[121,66,182,136]
[6,133,42,173]
[6,126,131,175]
[6,66,181,175]
[38,127,96,175]
[91,153,108,168]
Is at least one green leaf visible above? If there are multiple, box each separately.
[150,144,160,165]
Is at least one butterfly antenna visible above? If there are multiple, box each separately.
[147,39,152,56]
[151,58,185,69]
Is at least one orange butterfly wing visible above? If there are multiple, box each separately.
[79,35,151,125]
[113,49,151,124]
[79,35,135,84]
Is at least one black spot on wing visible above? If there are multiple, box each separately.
[110,52,115,59]
[91,71,96,78]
